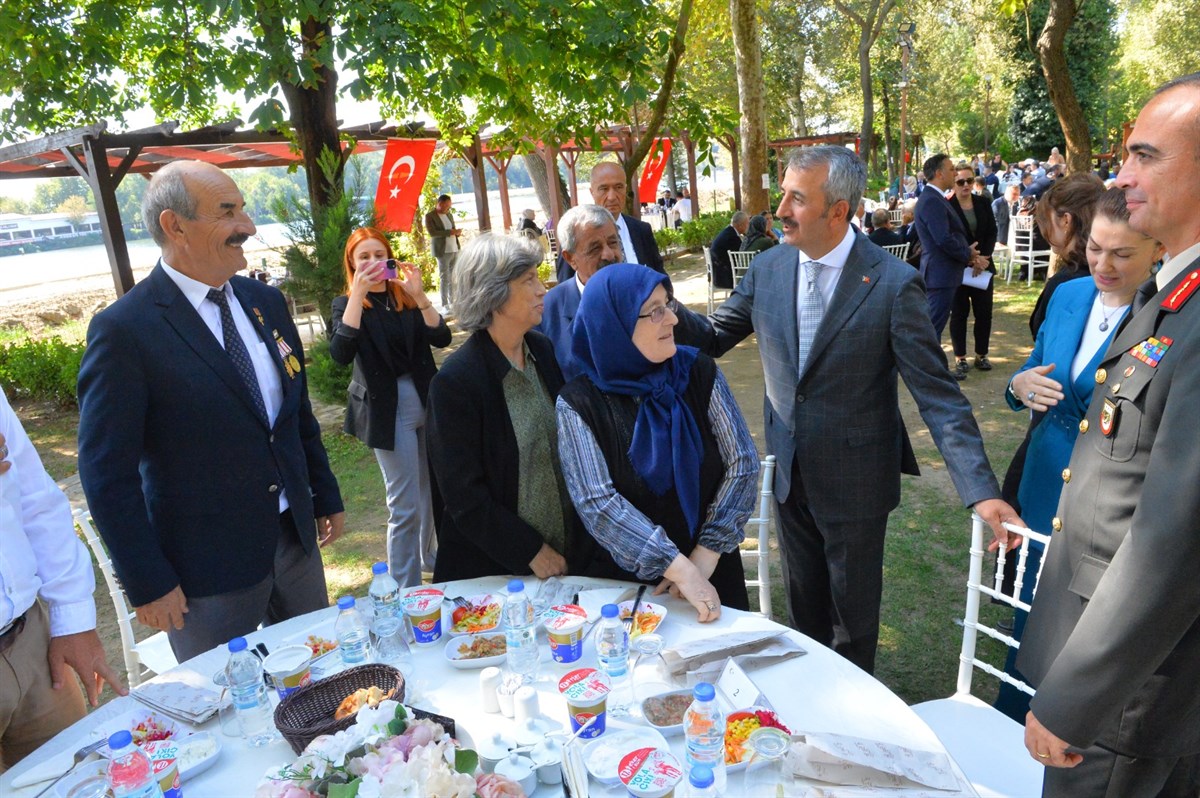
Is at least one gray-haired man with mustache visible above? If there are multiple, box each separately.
[77,160,345,660]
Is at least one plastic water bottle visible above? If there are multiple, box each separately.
[225,637,274,747]
[684,682,726,793]
[368,562,401,625]
[105,730,163,798]
[335,595,371,666]
[595,603,632,716]
[681,764,717,797]
[503,579,539,683]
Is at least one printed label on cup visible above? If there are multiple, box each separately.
[558,667,610,738]
[543,605,587,664]
[619,748,683,798]
[402,588,444,645]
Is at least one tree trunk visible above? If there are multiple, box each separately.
[276,17,343,212]
[730,0,768,212]
[522,153,570,219]
[792,43,809,137]
[1037,0,1092,174]
[856,40,874,169]
[881,80,895,183]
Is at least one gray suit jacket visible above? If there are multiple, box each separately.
[1017,259,1200,758]
[424,210,458,257]
[709,232,999,521]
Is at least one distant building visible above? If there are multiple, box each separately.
[0,211,102,248]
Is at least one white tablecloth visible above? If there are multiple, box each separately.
[2,575,975,797]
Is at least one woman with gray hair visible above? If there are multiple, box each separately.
[427,233,593,580]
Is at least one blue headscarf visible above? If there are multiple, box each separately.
[571,264,704,536]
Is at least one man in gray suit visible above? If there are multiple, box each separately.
[424,194,462,312]
[709,146,1021,673]
[1017,72,1200,798]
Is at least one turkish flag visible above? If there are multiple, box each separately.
[638,139,672,204]
[375,138,437,231]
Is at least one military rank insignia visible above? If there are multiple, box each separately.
[1129,336,1172,368]
[1100,398,1118,437]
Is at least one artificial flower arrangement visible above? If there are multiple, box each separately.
[255,700,525,798]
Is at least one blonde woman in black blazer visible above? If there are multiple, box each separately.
[330,227,452,587]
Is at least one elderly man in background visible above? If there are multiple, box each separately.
[536,204,624,379]
[709,210,750,289]
[993,182,1020,247]
[867,209,903,248]
[557,161,664,283]
[77,161,345,662]
[0,387,125,772]
[1018,71,1200,798]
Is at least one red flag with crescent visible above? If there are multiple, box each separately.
[375,138,437,231]
[638,138,672,204]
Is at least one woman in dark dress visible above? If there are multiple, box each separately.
[330,227,451,586]
[556,264,758,622]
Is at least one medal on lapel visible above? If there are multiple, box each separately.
[252,307,265,326]
[1099,399,1118,437]
[1129,336,1172,368]
[273,329,297,379]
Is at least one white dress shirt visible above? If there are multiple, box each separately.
[1157,241,1200,291]
[614,214,638,266]
[0,386,96,636]
[160,262,288,512]
[795,224,857,325]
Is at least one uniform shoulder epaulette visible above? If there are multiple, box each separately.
[1162,269,1200,311]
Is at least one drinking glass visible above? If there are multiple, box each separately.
[372,616,413,678]
[630,633,673,707]
[742,726,792,793]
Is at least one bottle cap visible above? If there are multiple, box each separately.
[689,765,714,788]
[692,682,715,701]
[108,730,132,749]
[601,603,619,618]
[337,595,356,610]
[507,579,525,594]
[227,636,248,653]
[372,562,388,575]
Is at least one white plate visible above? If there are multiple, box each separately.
[617,600,668,638]
[725,706,790,773]
[443,633,507,669]
[177,731,222,781]
[584,727,670,785]
[54,759,107,797]
[446,593,503,636]
[639,688,692,736]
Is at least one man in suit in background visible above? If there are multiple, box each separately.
[867,209,903,248]
[915,153,978,351]
[536,204,623,379]
[708,146,1021,673]
[1018,71,1200,798]
[709,211,750,289]
[424,194,462,313]
[558,161,665,283]
[77,161,345,662]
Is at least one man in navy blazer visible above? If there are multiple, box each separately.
[556,161,665,284]
[915,154,978,342]
[77,161,345,661]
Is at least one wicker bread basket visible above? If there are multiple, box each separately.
[273,663,405,754]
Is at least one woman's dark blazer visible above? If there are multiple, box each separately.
[950,193,999,263]
[329,294,452,450]
[426,329,589,582]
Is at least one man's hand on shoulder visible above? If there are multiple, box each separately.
[317,511,346,548]
[973,498,1026,552]
[135,585,188,632]
[48,629,128,706]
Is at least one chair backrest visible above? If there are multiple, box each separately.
[954,515,1052,698]
[740,456,776,619]
[546,229,560,258]
[882,242,910,260]
[1011,215,1048,253]
[888,208,904,225]
[729,251,755,285]
[75,508,153,688]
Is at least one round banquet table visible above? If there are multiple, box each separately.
[2,575,976,797]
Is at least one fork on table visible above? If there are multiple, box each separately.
[33,737,108,797]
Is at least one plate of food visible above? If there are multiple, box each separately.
[584,727,670,785]
[448,593,502,635]
[444,632,508,669]
[304,634,338,657]
[177,731,222,781]
[616,600,667,638]
[640,688,692,736]
[129,710,178,745]
[724,706,791,771]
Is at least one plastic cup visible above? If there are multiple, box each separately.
[543,604,587,664]
[619,747,683,798]
[557,667,610,739]
[140,739,182,798]
[262,644,313,700]
[401,588,444,646]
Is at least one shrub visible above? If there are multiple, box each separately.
[0,336,86,406]
[305,337,352,407]
[678,213,729,249]
[653,226,679,253]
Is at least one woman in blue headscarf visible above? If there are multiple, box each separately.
[556,264,759,621]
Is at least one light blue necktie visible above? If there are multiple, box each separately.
[207,287,268,425]
[797,260,827,375]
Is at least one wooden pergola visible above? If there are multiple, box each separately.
[767,132,864,184]
[0,120,705,297]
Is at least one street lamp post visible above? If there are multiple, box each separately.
[983,76,992,162]
[897,23,916,183]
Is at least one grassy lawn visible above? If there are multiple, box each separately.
[14,252,1045,712]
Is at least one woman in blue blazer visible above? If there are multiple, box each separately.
[994,187,1162,721]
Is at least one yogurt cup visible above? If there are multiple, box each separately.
[141,739,182,798]
[401,588,445,645]
[262,644,313,700]
[543,604,588,664]
[557,667,610,739]
[619,748,683,798]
